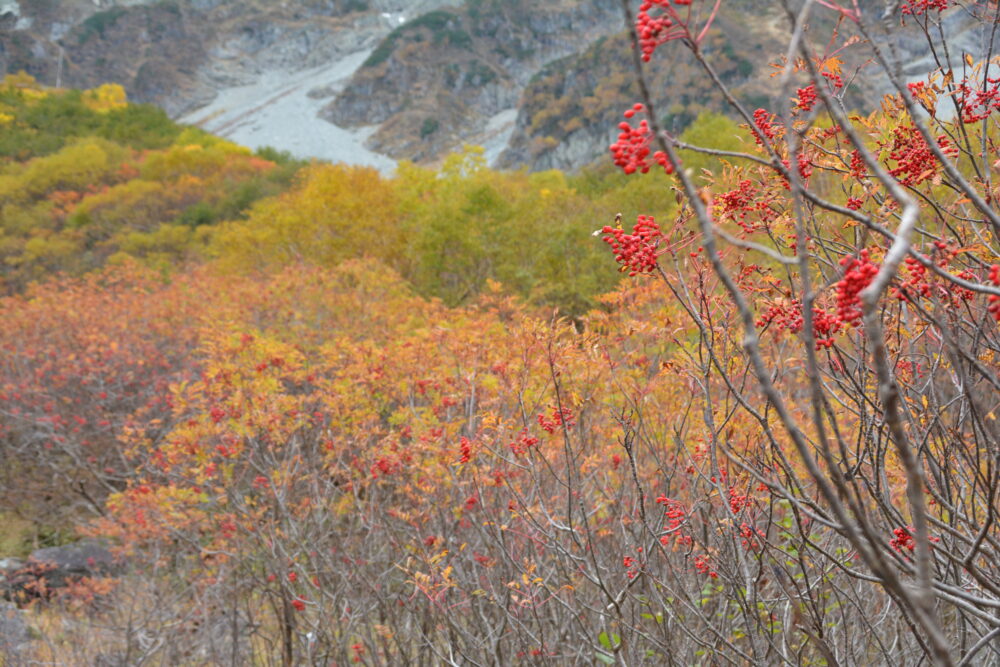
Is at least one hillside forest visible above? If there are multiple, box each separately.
[2,1,1000,665]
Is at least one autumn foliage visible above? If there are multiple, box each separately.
[2,1,1000,665]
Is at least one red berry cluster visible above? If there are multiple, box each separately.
[756,298,843,350]
[889,527,912,551]
[351,643,365,663]
[458,436,473,464]
[796,84,817,112]
[508,428,539,455]
[890,526,940,552]
[752,108,778,145]
[815,125,842,143]
[901,0,949,15]
[836,249,880,326]
[210,405,227,423]
[623,553,644,579]
[907,81,936,113]
[602,214,664,276]
[716,179,778,233]
[781,152,814,188]
[956,75,1000,124]
[728,486,750,513]
[849,149,867,180]
[893,255,931,302]
[537,406,575,434]
[370,456,400,478]
[739,522,766,551]
[656,494,692,545]
[885,124,958,187]
[821,70,844,90]
[756,298,804,333]
[893,244,984,306]
[895,358,926,381]
[693,554,718,578]
[951,268,976,304]
[635,1,693,61]
[735,263,763,290]
[610,104,674,175]
[810,307,841,349]
[786,232,812,256]
[846,196,864,210]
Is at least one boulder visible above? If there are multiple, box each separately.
[1,540,121,604]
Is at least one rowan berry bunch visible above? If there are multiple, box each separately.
[508,429,539,455]
[756,298,844,350]
[849,149,867,180]
[716,179,779,233]
[885,124,958,187]
[955,75,1000,124]
[756,298,805,334]
[601,214,665,276]
[810,307,842,349]
[458,436,473,463]
[655,494,692,546]
[780,152,813,187]
[609,104,674,175]
[836,249,880,327]
[890,526,940,552]
[796,84,817,112]
[537,405,575,434]
[693,554,718,578]
[635,0,699,61]
[751,108,779,145]
[901,0,949,15]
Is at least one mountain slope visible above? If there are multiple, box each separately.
[2,0,988,171]
[319,0,622,163]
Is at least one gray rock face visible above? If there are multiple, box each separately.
[1,540,121,603]
[321,0,621,163]
[29,540,119,581]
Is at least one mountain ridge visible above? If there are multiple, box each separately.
[2,0,988,171]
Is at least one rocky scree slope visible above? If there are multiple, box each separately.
[0,0,456,117]
[1,0,991,170]
[319,0,623,163]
